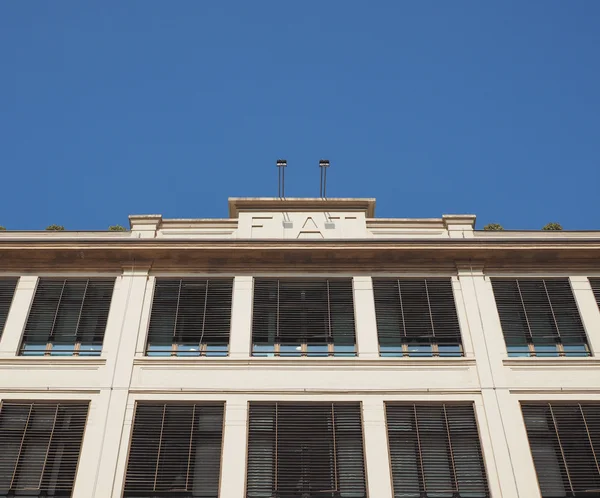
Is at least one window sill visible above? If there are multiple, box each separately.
[134,356,475,368]
[0,357,106,369]
[503,357,600,368]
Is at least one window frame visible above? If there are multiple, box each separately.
[0,399,90,497]
[373,277,464,358]
[384,401,491,498]
[19,278,115,357]
[491,277,591,358]
[251,277,358,358]
[245,401,368,498]
[144,277,234,358]
[521,401,600,497]
[122,401,226,498]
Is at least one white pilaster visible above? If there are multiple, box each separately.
[92,267,150,497]
[230,276,253,358]
[0,276,37,357]
[219,400,249,497]
[353,276,379,358]
[362,398,393,498]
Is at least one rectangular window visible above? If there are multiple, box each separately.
[247,402,366,498]
[0,278,18,340]
[590,277,600,311]
[146,278,233,357]
[521,402,600,497]
[123,402,225,498]
[491,278,590,357]
[0,401,89,497]
[373,278,463,357]
[21,278,115,356]
[386,403,490,497]
[252,279,356,357]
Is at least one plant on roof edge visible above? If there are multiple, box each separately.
[542,222,562,231]
[109,225,126,231]
[483,223,504,231]
[0,226,5,231]
[46,225,65,231]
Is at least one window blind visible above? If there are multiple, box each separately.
[522,402,600,497]
[20,278,115,356]
[247,402,366,498]
[0,278,18,339]
[252,279,356,357]
[0,401,89,497]
[491,278,589,357]
[124,402,225,498]
[373,278,463,357]
[386,403,490,498]
[146,278,233,356]
[590,277,600,311]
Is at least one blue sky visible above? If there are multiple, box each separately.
[1,2,598,230]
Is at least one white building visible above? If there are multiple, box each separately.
[0,196,599,498]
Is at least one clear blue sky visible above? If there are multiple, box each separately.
[1,2,599,230]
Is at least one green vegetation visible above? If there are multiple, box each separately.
[483,223,504,231]
[46,225,65,231]
[542,222,562,231]
[109,225,127,231]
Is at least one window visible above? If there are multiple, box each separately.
[0,401,89,497]
[21,278,115,356]
[522,402,600,497]
[247,402,366,498]
[373,278,463,357]
[146,279,233,357]
[491,278,589,357]
[252,279,356,357]
[386,403,490,498]
[0,278,18,340]
[123,403,224,498]
[590,277,600,311]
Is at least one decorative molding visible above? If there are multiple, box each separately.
[0,358,106,370]
[503,358,600,368]
[133,357,476,370]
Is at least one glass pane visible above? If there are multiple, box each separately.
[406,342,433,357]
[534,345,560,357]
[205,344,228,357]
[177,343,201,357]
[334,344,356,357]
[279,343,302,357]
[563,344,589,357]
[146,343,172,357]
[252,344,276,357]
[21,343,47,356]
[49,343,76,356]
[438,344,462,357]
[379,345,403,357]
[507,345,531,357]
[306,344,329,357]
[78,343,102,356]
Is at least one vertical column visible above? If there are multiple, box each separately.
[457,266,520,498]
[92,267,150,498]
[219,399,249,497]
[230,276,253,358]
[362,398,393,498]
[353,276,379,358]
[0,275,37,357]
[72,391,111,498]
[570,276,600,355]
[494,390,542,497]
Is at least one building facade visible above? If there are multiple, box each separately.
[0,196,599,498]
